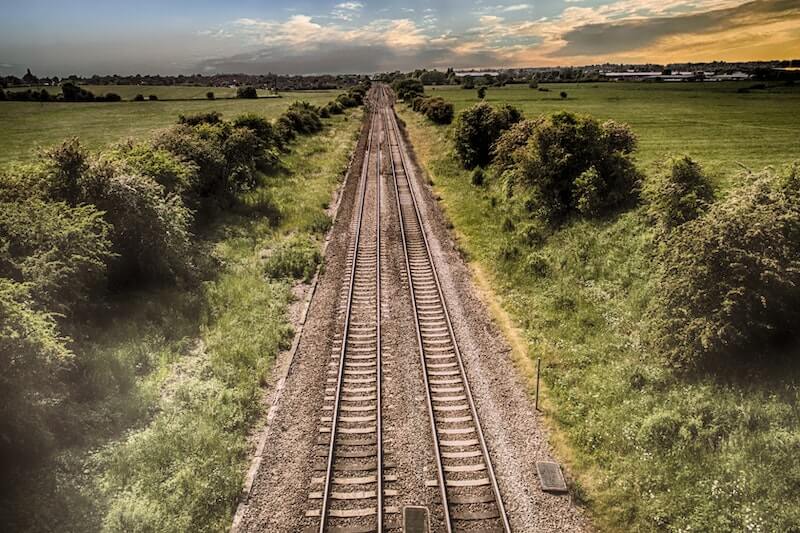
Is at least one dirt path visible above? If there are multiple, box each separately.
[234,87,591,532]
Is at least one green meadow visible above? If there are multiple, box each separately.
[426,82,800,185]
[0,88,338,165]
[400,81,800,532]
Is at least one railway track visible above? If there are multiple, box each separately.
[308,85,509,532]
[382,98,511,533]
[308,89,396,533]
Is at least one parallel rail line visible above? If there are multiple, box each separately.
[311,88,390,533]
[382,95,511,533]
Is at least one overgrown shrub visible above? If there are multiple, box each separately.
[61,82,95,102]
[108,141,198,195]
[263,234,321,281]
[492,119,540,174]
[0,279,72,470]
[236,86,258,99]
[0,198,113,313]
[153,120,265,202]
[422,97,454,124]
[453,102,522,169]
[502,112,641,222]
[148,95,158,101]
[39,138,88,204]
[645,155,715,230]
[81,168,193,284]
[648,165,800,369]
[392,78,424,101]
[133,94,144,102]
[178,111,222,126]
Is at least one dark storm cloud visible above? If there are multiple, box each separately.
[553,0,800,57]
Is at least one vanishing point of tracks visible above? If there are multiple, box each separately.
[308,85,511,533]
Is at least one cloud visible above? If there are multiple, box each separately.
[502,4,531,12]
[195,0,800,74]
[552,0,800,56]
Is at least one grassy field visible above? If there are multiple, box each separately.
[3,108,362,532]
[6,84,272,100]
[427,82,800,185]
[399,82,800,532]
[0,88,339,165]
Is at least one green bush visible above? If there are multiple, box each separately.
[0,198,113,313]
[645,155,715,230]
[206,91,214,100]
[263,234,321,281]
[324,101,344,115]
[477,87,487,100]
[504,112,641,223]
[178,111,222,126]
[392,78,424,101]
[423,97,454,125]
[492,119,540,174]
[454,102,522,169]
[151,123,230,202]
[78,166,193,284]
[39,138,88,204]
[336,93,357,108]
[133,94,144,102]
[236,86,258,99]
[648,165,800,369]
[0,279,72,470]
[108,141,198,195]
[160,117,278,202]
[283,102,323,134]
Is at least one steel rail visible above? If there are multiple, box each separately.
[381,104,452,532]
[382,93,512,533]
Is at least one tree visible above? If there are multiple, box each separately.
[236,86,258,99]
[462,77,475,90]
[206,91,215,100]
[560,91,568,99]
[645,155,714,231]
[421,97,454,125]
[391,78,424,101]
[22,68,37,85]
[133,94,145,101]
[148,94,158,101]
[501,111,641,222]
[477,87,487,99]
[453,102,522,169]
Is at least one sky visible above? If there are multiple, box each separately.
[1,0,799,76]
